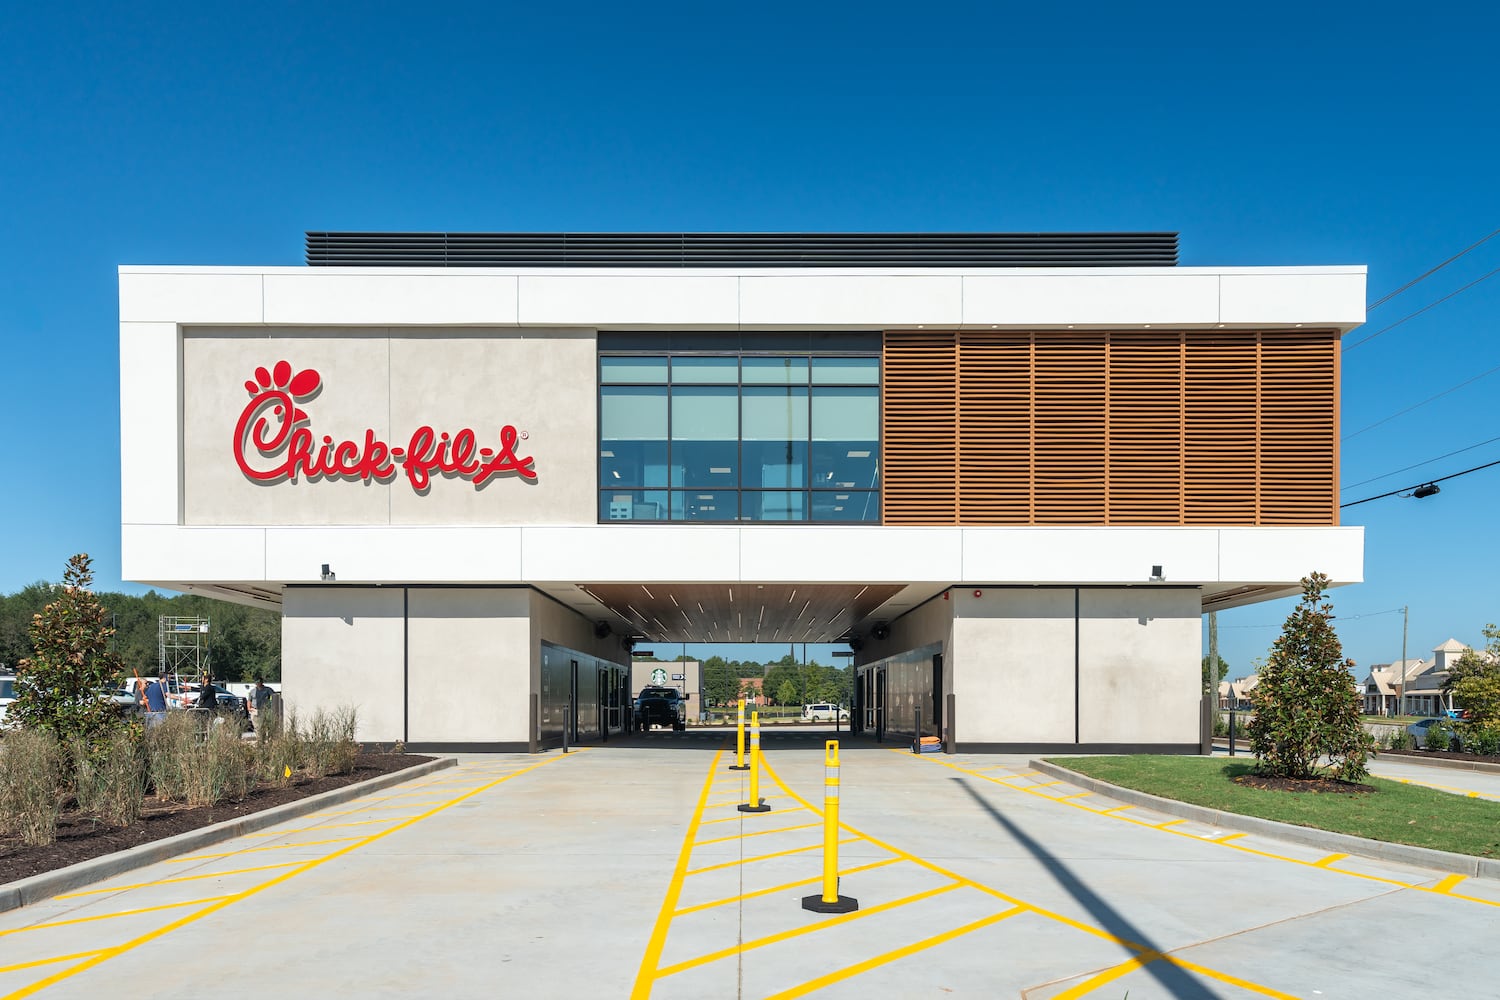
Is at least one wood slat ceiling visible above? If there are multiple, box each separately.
[578,583,904,644]
[884,329,1339,526]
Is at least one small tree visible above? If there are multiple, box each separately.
[1246,572,1373,781]
[1445,625,1500,730]
[10,555,125,755]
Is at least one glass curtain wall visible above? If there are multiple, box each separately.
[600,335,880,522]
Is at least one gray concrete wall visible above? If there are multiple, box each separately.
[952,589,1077,745]
[406,588,531,744]
[1077,588,1201,744]
[281,587,405,744]
[182,327,598,526]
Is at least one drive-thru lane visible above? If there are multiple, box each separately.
[3,746,1498,999]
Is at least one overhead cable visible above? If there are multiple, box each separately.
[1344,266,1500,352]
[1341,361,1500,440]
[1341,433,1500,491]
[1367,226,1500,311]
[1339,457,1500,508]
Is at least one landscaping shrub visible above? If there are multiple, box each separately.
[146,712,198,802]
[328,707,360,776]
[146,712,254,808]
[1425,724,1452,752]
[258,707,303,787]
[1247,572,1374,780]
[1385,730,1414,751]
[304,709,339,780]
[0,728,64,846]
[74,726,148,827]
[1467,727,1500,757]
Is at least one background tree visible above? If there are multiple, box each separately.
[774,679,799,706]
[1246,572,1373,781]
[1445,624,1500,730]
[1202,654,1230,696]
[702,656,738,707]
[9,555,125,752]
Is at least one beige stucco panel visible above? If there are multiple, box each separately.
[407,588,531,743]
[281,587,405,744]
[387,330,597,526]
[1077,588,1200,744]
[183,329,393,526]
[953,590,1077,744]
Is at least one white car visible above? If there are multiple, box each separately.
[802,703,849,723]
[0,674,16,725]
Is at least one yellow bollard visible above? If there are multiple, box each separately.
[802,740,858,912]
[729,698,749,770]
[737,711,770,813]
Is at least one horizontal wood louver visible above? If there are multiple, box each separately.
[881,329,1339,526]
[882,331,959,524]
[1032,332,1107,523]
[1258,330,1338,523]
[1183,332,1259,524]
[957,333,1033,523]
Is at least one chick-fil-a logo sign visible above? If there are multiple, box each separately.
[233,361,536,492]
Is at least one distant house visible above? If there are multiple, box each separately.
[1360,639,1475,717]
[738,676,766,707]
[1218,675,1258,710]
[1360,659,1427,716]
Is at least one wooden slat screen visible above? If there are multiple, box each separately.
[882,329,1339,526]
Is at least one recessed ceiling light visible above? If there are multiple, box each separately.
[1143,324,1152,328]
[834,506,844,511]
[611,471,620,479]
[710,467,731,474]
[697,494,713,500]
[846,450,870,458]
[600,450,615,458]
[835,494,849,500]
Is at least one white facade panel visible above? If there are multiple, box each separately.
[961,527,1221,584]
[738,275,963,327]
[282,587,405,743]
[519,526,743,582]
[119,322,181,525]
[122,524,266,583]
[518,275,739,327]
[264,527,523,583]
[1218,272,1366,327]
[119,271,263,324]
[961,273,1221,327]
[1218,526,1365,583]
[262,273,519,326]
[738,527,962,582]
[1076,588,1200,744]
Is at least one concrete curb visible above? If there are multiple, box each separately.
[1029,758,1500,882]
[0,756,456,913]
[1372,752,1500,776]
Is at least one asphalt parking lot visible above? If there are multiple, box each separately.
[3,742,1498,999]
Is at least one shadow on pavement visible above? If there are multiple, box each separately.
[953,777,1217,999]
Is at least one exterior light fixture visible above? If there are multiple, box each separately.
[320,564,336,581]
[1411,483,1441,499]
[1149,565,1165,582]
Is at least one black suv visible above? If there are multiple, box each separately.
[634,686,686,732]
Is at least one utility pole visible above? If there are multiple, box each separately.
[1398,605,1408,718]
[1208,611,1220,700]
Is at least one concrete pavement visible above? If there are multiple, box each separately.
[2,741,1498,999]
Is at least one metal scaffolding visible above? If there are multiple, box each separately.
[159,616,210,681]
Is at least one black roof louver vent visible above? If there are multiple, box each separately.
[304,232,1178,268]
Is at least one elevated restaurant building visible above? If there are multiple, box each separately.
[118,232,1364,752]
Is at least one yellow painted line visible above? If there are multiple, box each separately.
[302,800,447,817]
[1433,873,1467,893]
[54,862,305,897]
[705,796,774,809]
[909,755,1494,904]
[629,750,721,1000]
[0,952,104,976]
[241,817,409,838]
[1155,819,1186,829]
[1058,791,1094,799]
[672,858,902,917]
[1313,853,1348,868]
[5,752,576,999]
[169,836,368,861]
[1053,949,1163,999]
[694,821,820,846]
[1212,832,1246,843]
[760,756,1292,997]
[1166,954,1303,999]
[0,897,230,938]
[656,882,964,978]
[765,905,1028,999]
[684,837,860,876]
[696,812,750,827]
[1030,780,1062,787]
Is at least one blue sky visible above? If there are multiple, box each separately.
[3,2,1497,675]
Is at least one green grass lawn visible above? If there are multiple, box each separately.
[1048,755,1500,858]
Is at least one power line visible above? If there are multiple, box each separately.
[1343,265,1500,352]
[1367,227,1500,311]
[1339,457,1500,508]
[1221,607,1406,630]
[1341,361,1500,440]
[1341,433,1500,491]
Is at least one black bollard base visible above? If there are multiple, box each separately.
[737,799,770,813]
[728,764,750,771]
[801,894,858,914]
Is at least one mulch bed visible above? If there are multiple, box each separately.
[1233,773,1376,794]
[1,753,433,885]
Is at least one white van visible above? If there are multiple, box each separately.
[802,703,849,723]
